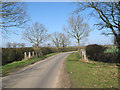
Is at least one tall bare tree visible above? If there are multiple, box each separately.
[65,15,89,48]
[1,2,29,33]
[23,22,47,48]
[75,2,120,61]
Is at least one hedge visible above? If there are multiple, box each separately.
[86,44,118,63]
[86,44,106,60]
[2,47,78,65]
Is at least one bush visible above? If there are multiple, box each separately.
[58,47,78,52]
[86,44,106,61]
[86,44,119,63]
[41,47,58,55]
[97,53,118,63]
[2,48,34,65]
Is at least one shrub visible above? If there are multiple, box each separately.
[58,47,78,52]
[86,44,106,61]
[86,44,119,63]
[2,47,34,65]
[97,53,118,63]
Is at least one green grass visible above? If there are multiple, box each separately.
[2,52,58,76]
[66,53,119,88]
[105,46,118,53]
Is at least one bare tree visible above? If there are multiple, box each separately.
[12,43,17,48]
[21,43,25,48]
[6,42,11,48]
[65,15,90,48]
[75,2,120,61]
[17,43,21,48]
[51,32,61,48]
[51,32,70,48]
[23,22,47,48]
[1,2,29,33]
[47,43,51,47]
[59,33,70,48]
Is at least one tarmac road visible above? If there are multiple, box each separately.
[2,52,72,88]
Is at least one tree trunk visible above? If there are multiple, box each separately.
[78,39,81,54]
[118,45,120,63]
[36,43,39,48]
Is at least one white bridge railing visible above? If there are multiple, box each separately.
[24,51,36,60]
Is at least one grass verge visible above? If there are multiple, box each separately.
[2,52,58,77]
[66,53,119,88]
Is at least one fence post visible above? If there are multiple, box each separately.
[24,52,27,60]
[28,52,31,59]
[36,52,38,57]
[32,51,34,57]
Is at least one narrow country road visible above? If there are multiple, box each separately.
[2,52,72,88]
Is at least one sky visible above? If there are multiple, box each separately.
[2,2,114,47]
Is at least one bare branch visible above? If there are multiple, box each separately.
[23,22,47,48]
[65,15,90,46]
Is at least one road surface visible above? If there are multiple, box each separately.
[2,52,72,88]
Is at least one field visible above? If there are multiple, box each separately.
[104,45,118,53]
[66,53,119,88]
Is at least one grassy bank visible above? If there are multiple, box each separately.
[66,53,119,88]
[2,52,58,76]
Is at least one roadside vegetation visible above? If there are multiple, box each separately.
[66,53,119,88]
[2,47,78,65]
[2,53,58,76]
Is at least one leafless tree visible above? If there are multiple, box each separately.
[59,33,71,48]
[6,42,11,48]
[17,43,21,48]
[32,44,37,48]
[17,43,25,48]
[65,15,90,48]
[51,32,70,48]
[75,2,120,60]
[47,43,51,47]
[1,2,29,33]
[12,43,17,48]
[23,22,48,48]
[21,43,25,48]
[51,32,61,48]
